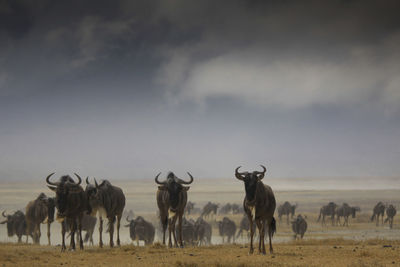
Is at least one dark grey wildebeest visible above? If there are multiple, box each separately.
[1,210,31,242]
[155,171,193,248]
[317,202,337,226]
[85,178,125,248]
[236,215,256,241]
[201,202,218,219]
[218,217,236,244]
[235,165,276,254]
[46,173,89,251]
[25,193,56,245]
[335,203,360,226]
[64,214,97,245]
[384,204,397,229]
[371,202,386,226]
[125,215,155,245]
[291,214,307,239]
[194,216,212,246]
[278,201,297,225]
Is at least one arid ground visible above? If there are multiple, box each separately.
[0,178,399,266]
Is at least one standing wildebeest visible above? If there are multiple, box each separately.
[25,193,56,245]
[218,217,236,244]
[125,215,155,245]
[236,215,256,241]
[231,203,241,214]
[185,201,195,215]
[235,165,276,254]
[85,178,125,248]
[219,203,232,214]
[46,173,88,251]
[1,210,31,242]
[278,201,297,225]
[201,202,218,219]
[64,214,97,245]
[155,171,194,248]
[384,204,397,229]
[194,216,212,246]
[176,217,196,246]
[291,214,307,239]
[335,203,360,226]
[317,202,337,226]
[371,202,386,226]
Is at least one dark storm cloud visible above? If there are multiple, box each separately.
[0,0,400,180]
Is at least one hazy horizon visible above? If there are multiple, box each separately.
[1,1,400,183]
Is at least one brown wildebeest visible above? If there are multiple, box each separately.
[235,165,276,254]
[85,178,126,248]
[155,171,193,248]
[317,202,337,226]
[384,204,397,229]
[46,173,89,251]
[201,202,218,219]
[25,193,56,245]
[64,214,97,245]
[278,201,297,225]
[218,217,236,244]
[194,216,212,246]
[371,202,386,226]
[125,216,155,245]
[1,210,31,242]
[291,214,307,239]
[335,203,360,226]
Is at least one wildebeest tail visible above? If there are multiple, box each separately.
[270,217,276,237]
[370,214,375,222]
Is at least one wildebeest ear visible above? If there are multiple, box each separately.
[47,185,57,192]
[182,186,190,191]
[158,186,167,190]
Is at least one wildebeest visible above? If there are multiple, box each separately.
[218,217,236,244]
[291,214,307,239]
[25,193,55,245]
[201,202,218,219]
[335,203,360,226]
[194,216,212,246]
[64,214,97,245]
[185,201,195,215]
[1,210,31,242]
[155,171,193,248]
[384,204,397,229]
[317,202,337,226]
[278,201,297,225]
[231,203,242,214]
[219,203,232,215]
[235,165,276,254]
[125,215,155,245]
[176,217,196,246]
[85,177,126,248]
[46,173,88,251]
[371,202,386,226]
[236,215,256,241]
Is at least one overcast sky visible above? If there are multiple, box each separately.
[1,0,400,181]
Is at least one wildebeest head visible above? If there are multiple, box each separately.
[155,172,193,211]
[235,165,266,203]
[46,173,83,217]
[1,210,24,237]
[84,177,108,213]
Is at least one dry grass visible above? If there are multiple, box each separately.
[0,239,399,267]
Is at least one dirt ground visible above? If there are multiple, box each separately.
[1,239,400,267]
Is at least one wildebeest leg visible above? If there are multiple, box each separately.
[78,216,83,250]
[47,222,51,245]
[248,216,254,254]
[116,214,121,246]
[109,216,115,247]
[162,215,167,245]
[99,217,103,248]
[286,214,289,225]
[255,219,264,254]
[167,217,174,248]
[268,220,273,254]
[171,216,178,248]
[61,221,66,252]
[178,214,183,248]
[70,220,76,251]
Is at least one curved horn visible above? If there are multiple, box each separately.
[94,178,99,188]
[86,177,90,185]
[255,165,267,179]
[154,172,166,185]
[2,211,7,218]
[175,172,194,185]
[235,166,244,181]
[45,172,57,186]
[74,173,82,185]
[126,216,132,223]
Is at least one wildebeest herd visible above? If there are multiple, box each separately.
[0,165,398,255]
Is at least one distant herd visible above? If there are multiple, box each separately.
[0,165,398,255]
